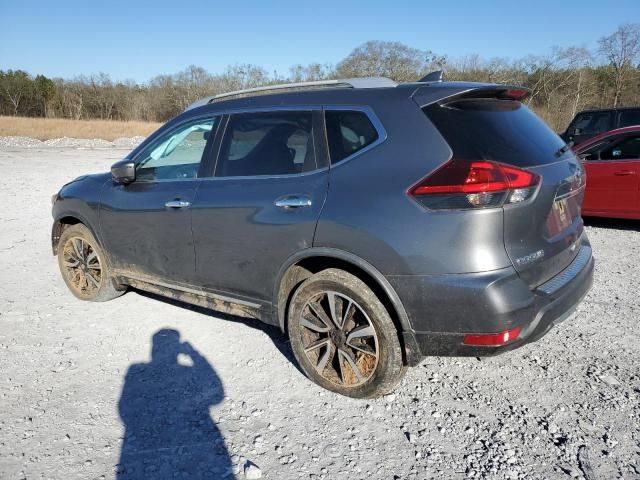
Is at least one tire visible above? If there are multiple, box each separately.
[287,268,406,398]
[57,223,125,302]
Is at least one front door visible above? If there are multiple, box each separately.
[583,134,640,217]
[100,116,219,284]
[191,110,328,303]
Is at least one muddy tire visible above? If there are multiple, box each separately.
[57,224,125,302]
[287,268,406,398]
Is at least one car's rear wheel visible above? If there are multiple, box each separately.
[57,224,124,302]
[287,268,406,398]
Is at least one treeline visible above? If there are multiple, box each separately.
[1,23,639,132]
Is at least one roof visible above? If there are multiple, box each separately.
[183,77,525,116]
[186,77,399,111]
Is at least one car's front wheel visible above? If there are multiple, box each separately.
[57,223,125,302]
[287,268,406,398]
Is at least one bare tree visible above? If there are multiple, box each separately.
[2,23,640,130]
[336,41,439,81]
[0,70,31,115]
[598,23,640,106]
[289,63,335,82]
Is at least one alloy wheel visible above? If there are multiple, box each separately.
[61,237,102,295]
[299,291,379,387]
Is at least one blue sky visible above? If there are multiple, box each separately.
[1,0,638,83]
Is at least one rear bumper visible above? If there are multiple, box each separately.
[390,241,594,363]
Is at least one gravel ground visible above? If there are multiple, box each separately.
[0,145,639,480]
[0,136,145,149]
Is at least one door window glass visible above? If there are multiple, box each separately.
[136,117,217,181]
[217,111,316,177]
[581,140,612,161]
[601,135,640,160]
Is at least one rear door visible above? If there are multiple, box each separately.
[582,134,640,217]
[424,96,587,289]
[191,109,329,302]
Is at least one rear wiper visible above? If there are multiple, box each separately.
[555,141,574,158]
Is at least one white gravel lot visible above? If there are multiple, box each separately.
[0,143,639,480]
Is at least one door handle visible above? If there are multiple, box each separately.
[274,195,312,209]
[165,200,191,208]
[614,170,635,176]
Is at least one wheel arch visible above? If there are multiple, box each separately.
[51,213,101,255]
[274,247,413,338]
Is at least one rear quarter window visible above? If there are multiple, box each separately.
[325,111,379,164]
[424,98,567,167]
[619,110,640,128]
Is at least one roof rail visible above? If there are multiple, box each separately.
[185,77,398,111]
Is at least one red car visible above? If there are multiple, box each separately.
[573,126,640,219]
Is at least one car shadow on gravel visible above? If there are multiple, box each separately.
[117,328,233,479]
[133,289,300,372]
[583,217,640,231]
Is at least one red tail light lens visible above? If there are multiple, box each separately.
[409,160,540,210]
[463,326,522,346]
[499,88,530,100]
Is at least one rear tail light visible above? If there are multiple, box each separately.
[409,160,540,210]
[463,326,522,346]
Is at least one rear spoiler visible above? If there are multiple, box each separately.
[412,83,531,108]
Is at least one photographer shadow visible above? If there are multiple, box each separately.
[117,328,232,479]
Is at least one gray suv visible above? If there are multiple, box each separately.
[51,76,594,398]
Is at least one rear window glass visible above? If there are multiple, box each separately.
[424,99,568,167]
[325,111,379,164]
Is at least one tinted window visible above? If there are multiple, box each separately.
[325,111,379,164]
[601,135,640,160]
[581,139,615,161]
[217,111,315,177]
[136,117,216,181]
[571,112,612,135]
[424,99,566,167]
[619,110,640,128]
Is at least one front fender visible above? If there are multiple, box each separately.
[51,174,110,254]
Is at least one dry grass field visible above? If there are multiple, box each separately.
[0,116,161,140]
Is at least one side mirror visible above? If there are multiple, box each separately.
[111,159,135,184]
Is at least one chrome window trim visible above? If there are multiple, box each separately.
[130,113,220,184]
[134,105,387,182]
[212,108,320,180]
[206,105,387,180]
[322,105,388,169]
[200,165,329,182]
